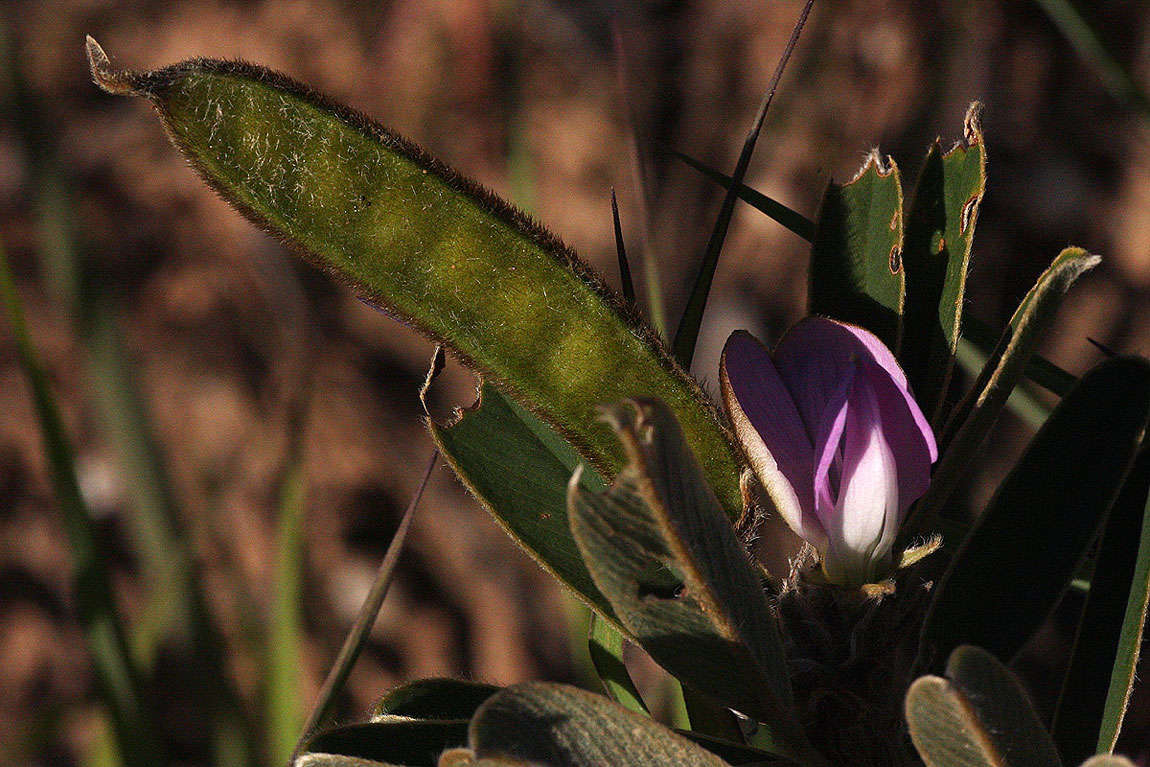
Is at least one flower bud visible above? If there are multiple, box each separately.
[720,317,937,586]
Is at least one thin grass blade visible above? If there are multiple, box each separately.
[612,24,666,336]
[1032,0,1150,114]
[266,455,309,764]
[292,450,438,760]
[668,149,815,241]
[0,240,161,767]
[671,0,815,370]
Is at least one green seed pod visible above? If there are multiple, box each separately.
[86,38,743,515]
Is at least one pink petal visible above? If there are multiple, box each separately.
[774,316,938,464]
[860,358,936,515]
[822,378,901,585]
[720,331,825,548]
[812,363,854,526]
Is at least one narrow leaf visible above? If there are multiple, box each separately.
[908,248,1099,535]
[963,315,1078,397]
[668,149,816,241]
[467,682,730,766]
[294,452,437,758]
[906,645,1062,767]
[611,25,666,336]
[0,240,162,766]
[87,38,743,515]
[611,189,636,305]
[588,614,648,715]
[900,103,987,423]
[371,679,501,722]
[1032,0,1150,114]
[808,151,904,350]
[954,338,1051,430]
[428,384,620,626]
[266,457,308,764]
[672,0,815,370]
[568,400,812,761]
[1052,449,1150,762]
[919,357,1150,668]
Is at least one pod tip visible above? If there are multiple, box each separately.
[86,36,140,95]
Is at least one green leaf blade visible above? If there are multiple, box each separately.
[920,357,1150,668]
[90,43,743,516]
[906,645,1061,767]
[371,679,501,722]
[266,459,308,764]
[467,682,730,766]
[1052,448,1150,763]
[587,614,648,715]
[429,384,619,625]
[568,400,811,760]
[900,105,987,422]
[908,247,1099,536]
[304,720,470,767]
[670,149,815,241]
[809,152,904,349]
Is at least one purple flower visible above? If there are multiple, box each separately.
[720,317,938,586]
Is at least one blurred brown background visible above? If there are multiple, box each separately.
[2,0,1150,764]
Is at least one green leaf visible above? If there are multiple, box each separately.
[466,682,730,766]
[808,152,904,350]
[304,721,470,767]
[588,614,648,715]
[919,357,1150,668]
[1052,448,1150,763]
[668,149,816,241]
[87,39,743,516]
[953,338,1051,430]
[962,315,1078,397]
[907,248,1099,536]
[567,400,812,761]
[681,686,745,744]
[370,679,501,722]
[0,240,161,767]
[906,645,1062,767]
[610,189,637,305]
[900,103,987,423]
[429,384,620,625]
